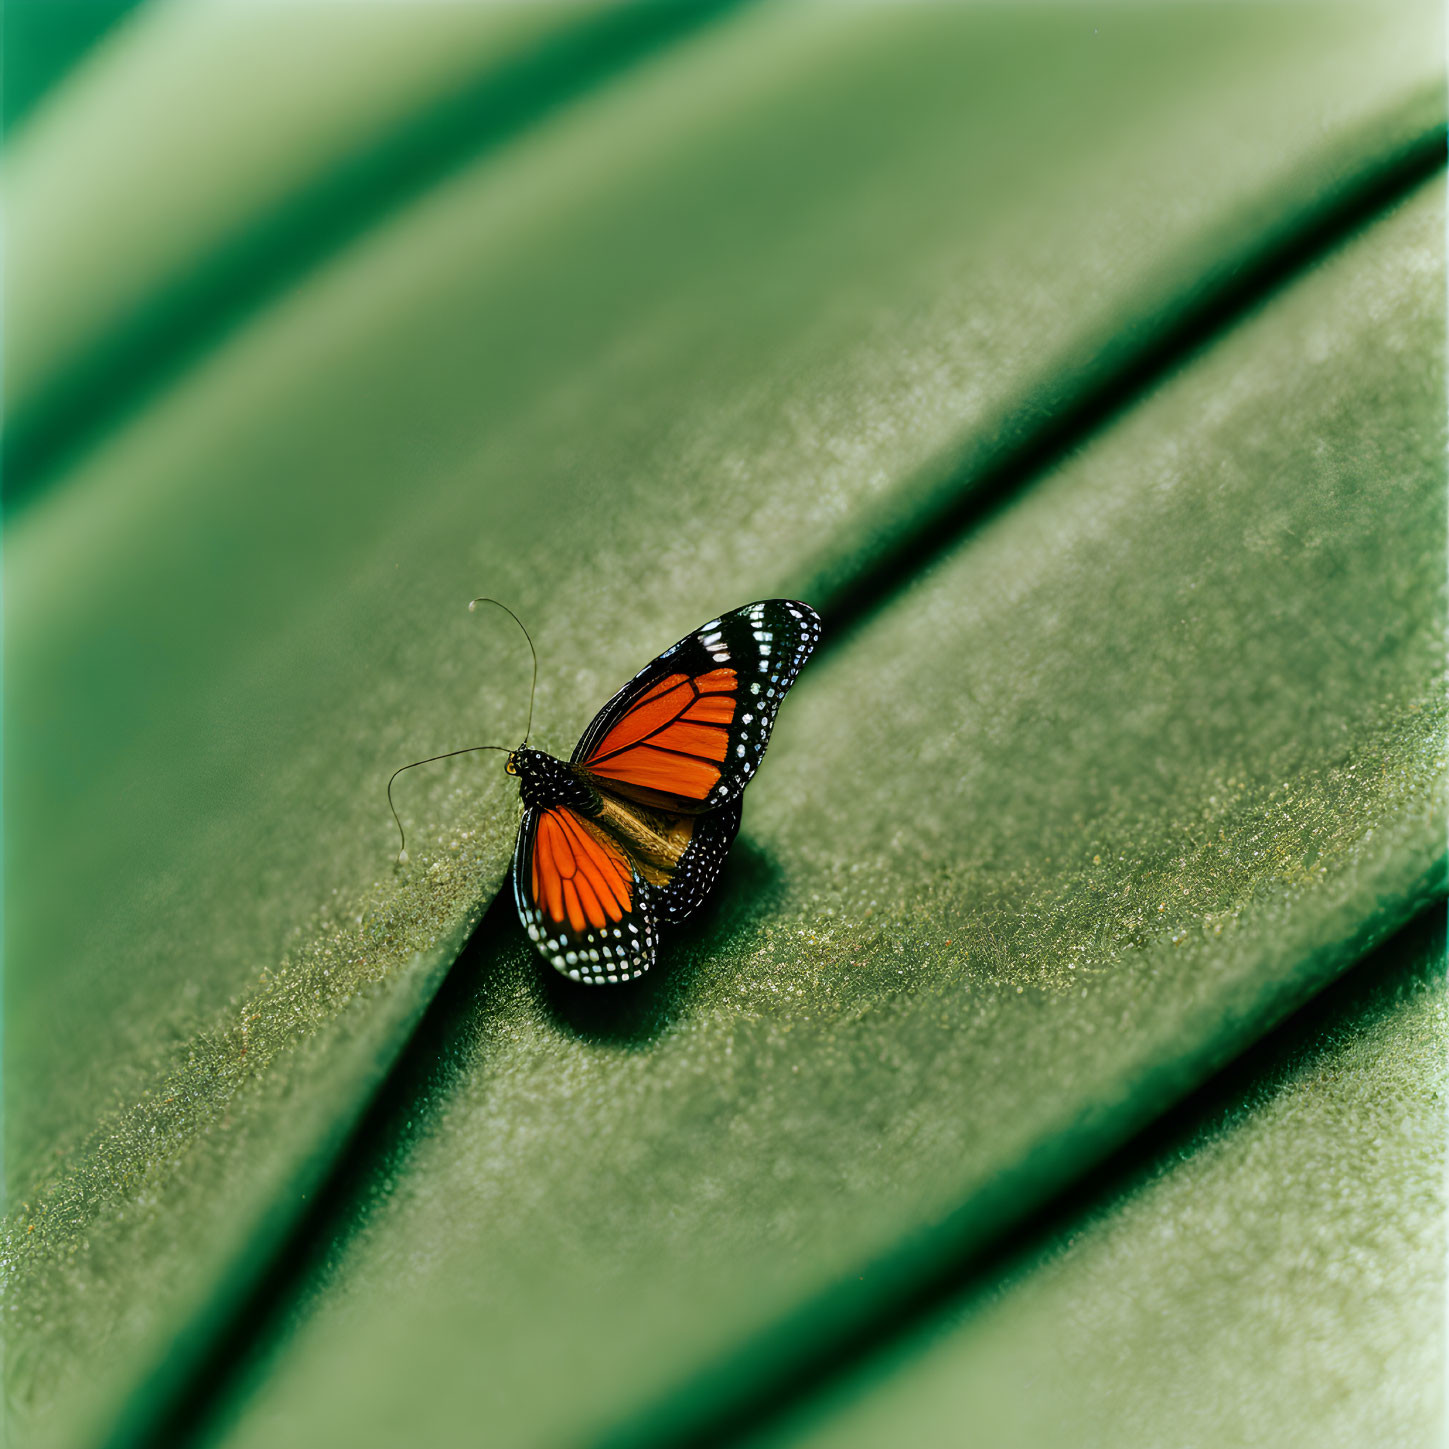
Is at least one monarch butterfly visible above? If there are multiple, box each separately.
[390,600,821,983]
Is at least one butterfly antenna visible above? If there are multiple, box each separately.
[467,596,538,746]
[387,745,511,864]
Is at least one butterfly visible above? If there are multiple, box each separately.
[503,600,820,983]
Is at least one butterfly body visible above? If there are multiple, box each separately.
[509,600,820,984]
[507,747,599,814]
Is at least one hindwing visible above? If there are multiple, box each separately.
[513,805,657,983]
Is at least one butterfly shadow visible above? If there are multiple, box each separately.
[531,833,783,1048]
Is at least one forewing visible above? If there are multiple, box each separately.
[572,599,821,812]
[513,805,657,983]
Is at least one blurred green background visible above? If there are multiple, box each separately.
[3,4,1444,1449]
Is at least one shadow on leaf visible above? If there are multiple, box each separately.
[533,833,783,1046]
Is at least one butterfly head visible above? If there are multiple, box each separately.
[506,746,549,778]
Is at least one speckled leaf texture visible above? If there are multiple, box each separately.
[2,4,1444,1449]
[762,915,1448,1449]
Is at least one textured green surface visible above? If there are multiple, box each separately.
[3,3,1444,1447]
[764,913,1448,1449]
[2,0,728,499]
[207,180,1446,1449]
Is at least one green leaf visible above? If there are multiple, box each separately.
[194,175,1447,1449]
[3,3,1443,1447]
[766,914,1448,1449]
[0,0,142,134]
[3,0,736,501]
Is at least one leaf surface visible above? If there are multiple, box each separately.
[3,5,1443,1447]
[767,915,1448,1449]
[209,180,1446,1449]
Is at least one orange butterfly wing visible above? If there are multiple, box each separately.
[581,667,737,804]
[513,806,656,983]
[572,601,821,812]
[515,601,820,984]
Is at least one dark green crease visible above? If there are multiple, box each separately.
[94,893,522,1449]
[738,903,1449,1449]
[1,0,748,514]
[806,101,1448,644]
[1,0,144,134]
[105,847,785,1449]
